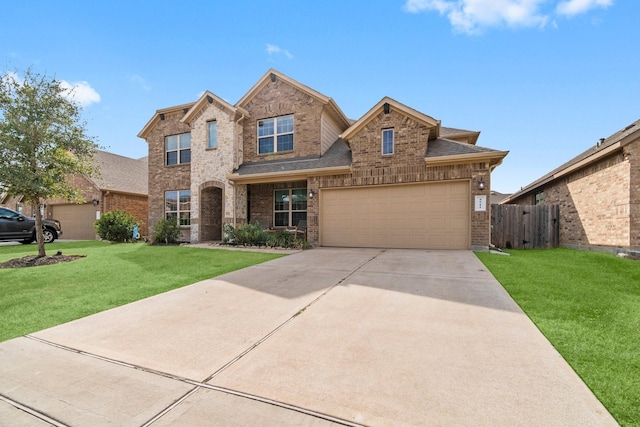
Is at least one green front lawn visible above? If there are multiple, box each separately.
[476,248,640,426]
[0,241,284,342]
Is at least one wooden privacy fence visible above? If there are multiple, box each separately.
[491,204,560,249]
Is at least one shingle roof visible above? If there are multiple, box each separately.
[426,138,500,157]
[234,139,351,176]
[440,126,476,136]
[89,151,148,195]
[504,118,640,202]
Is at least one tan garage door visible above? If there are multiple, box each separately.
[52,204,98,240]
[320,181,470,249]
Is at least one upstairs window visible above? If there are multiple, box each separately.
[208,121,218,149]
[534,191,545,205]
[166,133,191,165]
[382,129,394,155]
[258,115,294,154]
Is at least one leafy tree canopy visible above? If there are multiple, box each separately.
[0,67,100,255]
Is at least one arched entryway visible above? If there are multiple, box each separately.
[199,182,224,241]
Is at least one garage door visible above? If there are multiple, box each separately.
[52,204,99,240]
[320,181,470,249]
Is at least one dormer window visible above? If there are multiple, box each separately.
[382,129,394,155]
[258,115,294,154]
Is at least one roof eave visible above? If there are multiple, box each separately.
[341,97,439,141]
[227,165,352,184]
[182,91,237,124]
[137,102,196,140]
[425,151,509,167]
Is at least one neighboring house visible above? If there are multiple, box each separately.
[1,151,148,240]
[490,191,511,205]
[139,69,508,250]
[502,119,640,251]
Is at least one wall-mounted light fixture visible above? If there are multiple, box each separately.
[308,189,315,199]
[478,178,485,190]
[92,199,100,206]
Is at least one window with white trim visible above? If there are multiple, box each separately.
[258,115,294,154]
[208,121,218,149]
[274,188,307,227]
[165,190,191,226]
[165,133,191,165]
[382,129,394,155]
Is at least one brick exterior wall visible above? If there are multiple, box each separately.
[103,192,148,237]
[509,148,636,249]
[146,110,192,241]
[350,110,431,170]
[248,181,307,229]
[306,162,491,248]
[241,78,324,162]
[628,140,640,248]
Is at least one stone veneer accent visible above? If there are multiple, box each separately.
[188,100,246,242]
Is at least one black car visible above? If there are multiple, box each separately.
[0,206,63,244]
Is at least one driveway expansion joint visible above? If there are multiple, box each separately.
[0,393,69,427]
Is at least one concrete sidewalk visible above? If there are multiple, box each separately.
[0,248,617,426]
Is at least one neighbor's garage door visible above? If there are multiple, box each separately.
[320,181,470,249]
[52,204,98,240]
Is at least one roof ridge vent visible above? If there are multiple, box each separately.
[596,137,605,148]
[624,123,636,131]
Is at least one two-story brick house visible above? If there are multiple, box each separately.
[139,69,508,249]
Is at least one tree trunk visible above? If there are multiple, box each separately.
[33,201,46,257]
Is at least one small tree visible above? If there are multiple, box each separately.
[0,68,98,256]
[94,210,136,242]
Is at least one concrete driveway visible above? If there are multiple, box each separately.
[0,248,617,426]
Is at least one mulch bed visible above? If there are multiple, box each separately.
[0,254,86,269]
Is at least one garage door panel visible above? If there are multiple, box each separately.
[52,204,98,240]
[320,182,470,250]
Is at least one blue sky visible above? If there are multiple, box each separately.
[1,0,637,193]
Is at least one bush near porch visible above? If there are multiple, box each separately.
[223,222,309,249]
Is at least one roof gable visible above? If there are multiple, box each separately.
[182,91,244,124]
[341,97,439,142]
[236,69,350,128]
[138,102,195,140]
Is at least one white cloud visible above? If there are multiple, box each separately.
[266,44,293,59]
[129,74,151,91]
[556,0,613,17]
[60,80,101,107]
[404,0,613,33]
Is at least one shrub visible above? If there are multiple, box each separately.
[222,223,236,244]
[234,222,269,246]
[267,230,294,248]
[153,217,181,245]
[94,210,137,242]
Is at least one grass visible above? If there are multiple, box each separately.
[0,241,284,343]
[476,248,640,426]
